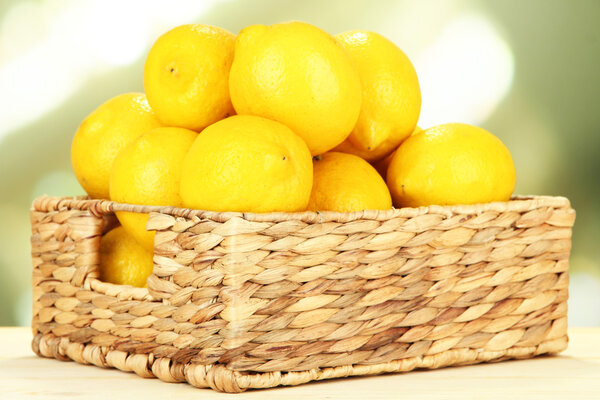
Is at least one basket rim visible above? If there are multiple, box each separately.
[31,195,571,223]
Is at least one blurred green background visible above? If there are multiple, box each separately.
[0,0,599,326]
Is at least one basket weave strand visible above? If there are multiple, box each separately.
[30,195,575,392]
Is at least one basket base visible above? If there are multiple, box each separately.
[32,331,568,393]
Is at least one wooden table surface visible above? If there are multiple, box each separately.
[1,327,599,399]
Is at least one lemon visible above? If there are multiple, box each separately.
[308,152,392,212]
[180,115,312,212]
[229,21,362,156]
[387,123,516,207]
[109,127,197,251]
[71,93,162,199]
[335,30,421,159]
[99,226,154,287]
[144,24,236,131]
[372,126,423,178]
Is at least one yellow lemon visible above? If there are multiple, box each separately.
[110,127,197,251]
[180,115,312,212]
[71,93,161,199]
[372,126,423,178]
[335,30,421,159]
[99,226,154,287]
[144,24,236,131]
[229,21,362,156]
[308,152,392,212]
[387,123,516,207]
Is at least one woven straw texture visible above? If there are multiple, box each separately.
[31,195,575,393]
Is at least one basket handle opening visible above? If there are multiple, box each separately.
[30,196,156,299]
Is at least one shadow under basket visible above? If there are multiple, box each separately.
[30,195,575,393]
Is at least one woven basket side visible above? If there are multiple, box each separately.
[31,204,104,336]
[145,197,574,373]
[30,197,223,361]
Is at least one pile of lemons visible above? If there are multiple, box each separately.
[71,22,516,287]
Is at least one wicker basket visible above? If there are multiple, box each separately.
[30,195,575,393]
